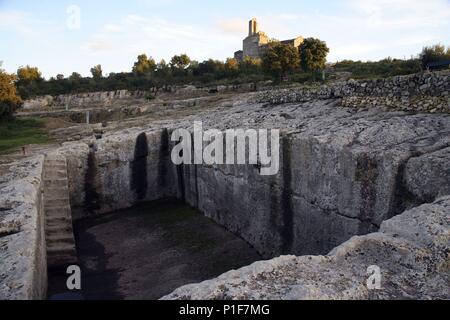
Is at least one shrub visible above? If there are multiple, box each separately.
[0,70,22,120]
[420,44,450,69]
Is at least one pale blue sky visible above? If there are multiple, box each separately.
[1,0,450,78]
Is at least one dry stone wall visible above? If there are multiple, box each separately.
[257,71,450,113]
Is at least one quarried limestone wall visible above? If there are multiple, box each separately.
[2,89,449,300]
[0,156,47,300]
[22,90,147,110]
[57,128,178,219]
[21,82,269,111]
[57,98,450,259]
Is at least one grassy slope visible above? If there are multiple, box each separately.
[0,118,50,155]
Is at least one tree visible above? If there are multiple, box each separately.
[156,59,168,70]
[225,58,239,75]
[132,54,156,75]
[194,59,225,78]
[17,65,42,83]
[56,74,65,80]
[299,38,329,75]
[0,70,22,120]
[262,42,300,79]
[90,64,103,79]
[69,72,82,81]
[170,54,191,70]
[239,56,262,74]
[420,44,450,69]
[155,59,171,77]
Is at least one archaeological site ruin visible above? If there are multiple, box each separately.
[1,69,449,300]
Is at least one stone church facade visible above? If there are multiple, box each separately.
[234,18,303,61]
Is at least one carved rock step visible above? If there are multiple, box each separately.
[44,159,66,165]
[44,161,67,168]
[46,234,76,245]
[44,187,70,196]
[44,171,67,179]
[44,179,69,187]
[45,206,71,217]
[44,190,70,197]
[44,164,67,171]
[46,218,73,228]
[43,155,78,269]
[45,186,69,193]
[45,198,70,207]
[44,156,66,162]
[46,225,74,235]
[46,247,78,267]
[47,243,76,253]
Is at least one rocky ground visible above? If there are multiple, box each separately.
[163,196,450,300]
[1,74,449,300]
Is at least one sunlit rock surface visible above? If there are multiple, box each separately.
[163,197,450,300]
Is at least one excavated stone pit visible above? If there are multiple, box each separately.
[43,96,450,300]
[58,99,450,258]
[47,200,261,300]
[1,74,449,300]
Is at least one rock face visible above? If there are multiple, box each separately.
[0,156,47,300]
[56,128,179,219]
[57,97,450,259]
[22,90,147,110]
[405,147,450,202]
[1,74,449,300]
[21,83,268,111]
[163,196,450,300]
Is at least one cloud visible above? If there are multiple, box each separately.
[332,43,382,57]
[3,1,450,77]
[136,0,176,6]
[0,10,38,36]
[347,0,450,29]
[324,0,450,60]
[104,24,123,33]
[84,12,309,66]
[216,1,450,62]
[217,18,247,35]
[216,14,304,41]
[83,14,241,62]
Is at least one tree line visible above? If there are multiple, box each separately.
[1,42,450,121]
[9,38,330,100]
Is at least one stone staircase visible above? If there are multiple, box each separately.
[43,154,77,269]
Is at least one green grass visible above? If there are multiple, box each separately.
[0,118,50,155]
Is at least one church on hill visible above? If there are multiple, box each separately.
[234,18,304,61]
